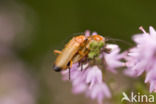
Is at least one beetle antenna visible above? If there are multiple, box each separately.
[105,37,134,47]
[61,32,84,45]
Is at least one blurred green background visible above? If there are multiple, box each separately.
[20,0,156,64]
[1,0,156,104]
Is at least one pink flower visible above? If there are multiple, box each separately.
[124,26,156,92]
[85,66,103,88]
[84,30,91,37]
[124,47,145,77]
[145,68,156,93]
[87,83,111,104]
[62,64,111,104]
[103,44,126,73]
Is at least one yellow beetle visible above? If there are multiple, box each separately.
[53,34,105,71]
[53,35,86,72]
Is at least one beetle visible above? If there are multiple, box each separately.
[53,34,109,80]
[53,34,107,71]
[72,35,105,62]
[53,35,86,72]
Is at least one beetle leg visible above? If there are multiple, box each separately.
[80,63,83,71]
[68,61,73,80]
[78,62,81,66]
[78,51,85,56]
[69,61,73,68]
[53,50,62,54]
